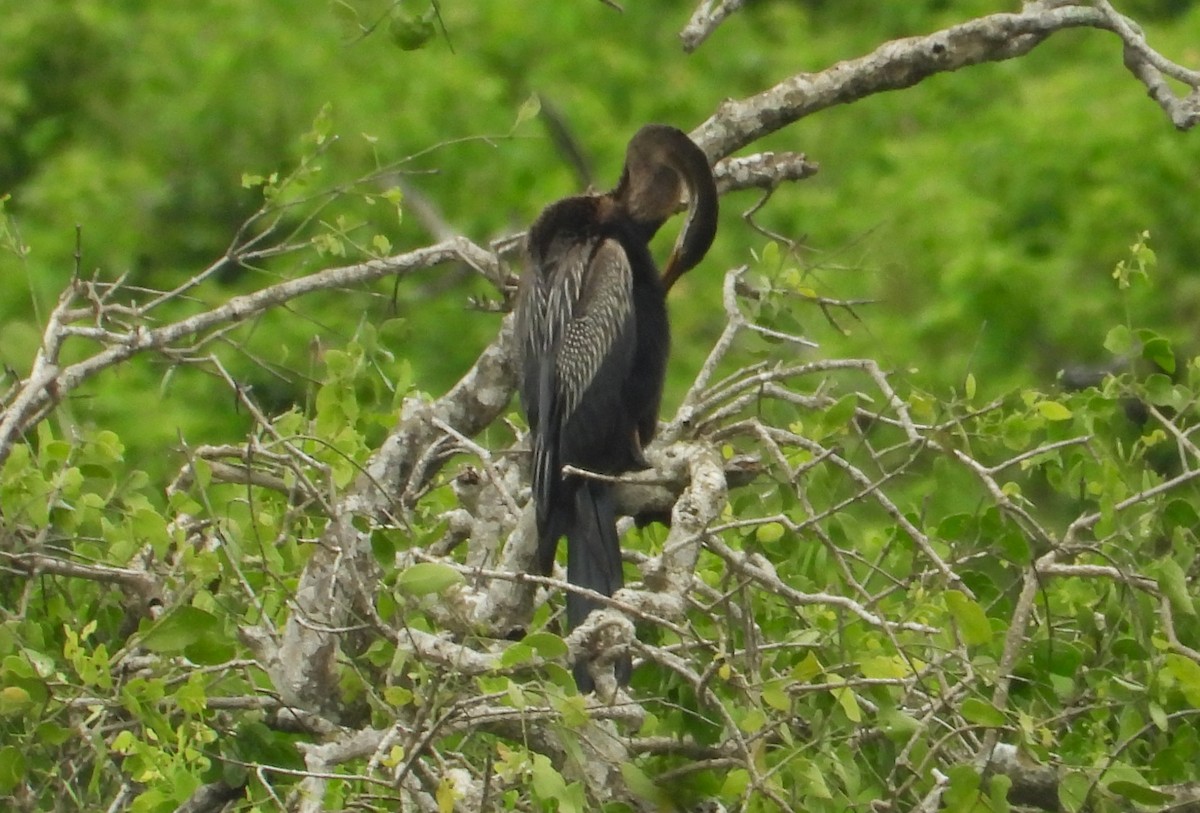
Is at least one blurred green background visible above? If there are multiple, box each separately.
[2,0,1197,473]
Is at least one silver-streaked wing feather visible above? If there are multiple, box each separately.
[549,239,633,421]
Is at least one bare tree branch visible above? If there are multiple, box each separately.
[680,0,748,53]
[692,3,1199,162]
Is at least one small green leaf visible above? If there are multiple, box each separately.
[140,606,220,654]
[1144,373,1175,407]
[860,655,910,680]
[620,762,668,805]
[943,764,981,808]
[1149,701,1168,731]
[1164,654,1200,706]
[828,675,861,722]
[946,590,993,646]
[755,522,786,544]
[1104,325,1132,356]
[961,697,1006,727]
[396,562,464,597]
[823,393,859,432]
[760,240,781,271]
[436,774,457,813]
[721,768,749,797]
[372,234,393,256]
[499,642,535,668]
[384,686,413,707]
[1036,401,1073,421]
[521,632,568,659]
[371,530,396,565]
[761,679,791,711]
[878,707,921,739]
[1165,499,1200,529]
[792,651,824,681]
[184,636,236,666]
[513,94,541,130]
[1059,770,1090,813]
[1141,334,1176,374]
[0,686,33,716]
[738,707,767,732]
[1154,559,1195,616]
[34,722,72,746]
[798,759,833,799]
[0,746,24,794]
[964,372,977,401]
[988,774,1013,812]
[1107,780,1171,805]
[530,753,568,799]
[389,10,435,50]
[553,692,589,727]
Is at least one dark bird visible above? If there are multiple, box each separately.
[514,124,718,692]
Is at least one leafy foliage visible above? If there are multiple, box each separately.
[2,2,1200,812]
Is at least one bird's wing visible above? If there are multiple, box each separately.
[520,237,635,570]
[549,238,635,422]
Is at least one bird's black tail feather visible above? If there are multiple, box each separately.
[566,479,632,692]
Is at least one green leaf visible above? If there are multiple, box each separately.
[1164,654,1200,706]
[372,234,393,256]
[946,590,993,646]
[1036,400,1073,421]
[384,686,414,707]
[620,762,668,805]
[35,722,72,746]
[755,522,786,544]
[436,775,457,813]
[760,240,781,271]
[0,686,33,716]
[797,758,833,799]
[961,697,1006,727]
[521,632,568,659]
[1144,373,1175,407]
[822,393,859,433]
[1153,559,1195,617]
[513,94,541,130]
[1165,499,1200,529]
[1107,780,1171,805]
[878,707,921,739]
[860,655,910,680]
[0,746,24,794]
[828,675,861,722]
[553,693,589,728]
[184,636,236,666]
[988,774,1013,813]
[1148,701,1168,731]
[1104,325,1132,356]
[943,764,981,810]
[762,679,791,711]
[396,562,464,597]
[738,707,768,732]
[530,753,568,799]
[499,642,535,668]
[371,530,397,565]
[721,769,750,797]
[389,10,435,50]
[140,606,220,654]
[174,674,208,716]
[1059,771,1091,813]
[1140,334,1175,374]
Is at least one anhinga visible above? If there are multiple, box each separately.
[514,124,718,692]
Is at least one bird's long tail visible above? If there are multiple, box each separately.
[566,479,632,692]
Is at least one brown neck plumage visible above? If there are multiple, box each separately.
[611,125,719,292]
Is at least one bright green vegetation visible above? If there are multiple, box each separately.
[2,1,1200,811]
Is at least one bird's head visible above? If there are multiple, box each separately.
[616,124,719,291]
